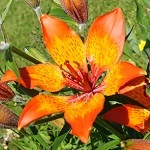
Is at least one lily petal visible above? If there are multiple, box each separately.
[103,104,150,133]
[1,64,65,92]
[100,62,146,96]
[40,14,87,72]
[86,8,125,82]
[119,76,150,108]
[64,93,105,143]
[18,94,68,130]
[60,0,88,23]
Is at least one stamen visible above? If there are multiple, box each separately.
[61,61,93,93]
[67,92,93,103]
[64,60,82,81]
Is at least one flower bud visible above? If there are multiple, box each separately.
[60,0,88,24]
[121,139,150,150]
[0,83,14,101]
[24,0,42,20]
[24,0,40,9]
[0,104,18,128]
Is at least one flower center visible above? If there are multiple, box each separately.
[61,61,94,93]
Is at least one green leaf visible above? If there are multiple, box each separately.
[50,7,76,25]
[11,46,41,64]
[30,126,50,150]
[142,0,150,9]
[134,0,150,39]
[52,122,71,150]
[1,0,13,23]
[95,117,125,140]
[5,47,20,82]
[24,47,48,63]
[96,139,120,150]
[144,132,150,140]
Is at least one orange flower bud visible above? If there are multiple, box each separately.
[121,139,150,150]
[0,104,18,128]
[0,83,14,101]
[24,0,40,9]
[60,0,88,23]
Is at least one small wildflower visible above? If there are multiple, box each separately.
[139,40,146,51]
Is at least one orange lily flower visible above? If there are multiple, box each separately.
[103,76,150,133]
[1,8,147,143]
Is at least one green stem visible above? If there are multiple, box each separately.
[34,113,64,125]
[96,117,125,140]
[11,46,41,64]
[0,23,9,43]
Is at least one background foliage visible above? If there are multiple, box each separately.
[0,0,150,149]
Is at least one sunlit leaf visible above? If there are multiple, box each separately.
[142,0,150,9]
[1,0,13,23]
[96,139,120,150]
[5,47,20,83]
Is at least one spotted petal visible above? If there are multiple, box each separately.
[100,62,146,96]
[119,76,150,108]
[103,104,150,133]
[86,8,125,83]
[40,14,87,72]
[1,64,65,92]
[65,93,105,143]
[18,94,68,130]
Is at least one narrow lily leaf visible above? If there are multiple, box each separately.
[5,47,20,83]
[142,0,150,9]
[96,117,125,140]
[30,126,50,150]
[144,132,150,140]
[1,0,13,23]
[96,139,120,150]
[134,0,150,39]
[11,46,41,64]
[50,8,76,25]
[52,122,71,150]
[24,47,48,63]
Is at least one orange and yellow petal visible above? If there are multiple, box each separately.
[103,104,150,133]
[119,76,150,108]
[40,14,87,73]
[60,0,88,23]
[64,93,105,143]
[1,63,65,92]
[100,61,146,96]
[18,94,68,130]
[86,8,125,80]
